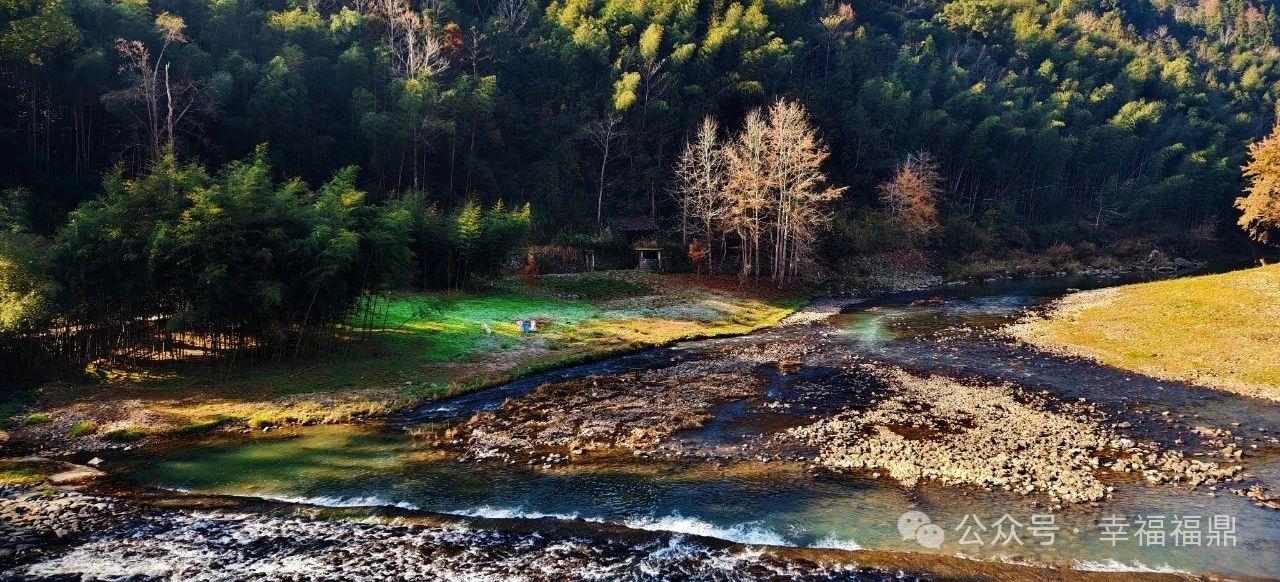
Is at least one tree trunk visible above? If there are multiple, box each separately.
[164,63,175,151]
[597,140,608,226]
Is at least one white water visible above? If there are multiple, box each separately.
[16,512,860,581]
[620,513,790,546]
[163,493,816,550]
[1070,558,1189,573]
[810,533,863,551]
[444,505,795,547]
[252,494,422,511]
[159,486,424,511]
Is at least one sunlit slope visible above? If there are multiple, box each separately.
[1009,264,1280,401]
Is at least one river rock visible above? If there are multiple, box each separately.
[46,464,104,484]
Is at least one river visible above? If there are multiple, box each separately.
[18,274,1280,579]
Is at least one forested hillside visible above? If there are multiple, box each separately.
[5,0,1278,238]
[3,0,1280,372]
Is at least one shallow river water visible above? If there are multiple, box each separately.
[114,275,1280,579]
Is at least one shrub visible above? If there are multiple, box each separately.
[68,420,97,437]
[103,428,145,442]
[175,415,236,434]
[529,245,588,274]
[0,403,15,428]
[248,412,288,428]
[23,412,50,425]
[519,253,539,285]
[1000,225,1035,250]
[941,215,995,257]
[1158,231,1196,256]
[1045,242,1075,264]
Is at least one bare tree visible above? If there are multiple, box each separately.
[880,150,942,243]
[899,0,931,16]
[584,114,625,227]
[766,99,845,284]
[461,25,491,196]
[639,58,672,218]
[495,0,530,34]
[669,101,842,283]
[421,0,446,16]
[363,0,448,79]
[360,0,447,190]
[818,2,855,72]
[674,117,730,266]
[724,109,770,277]
[110,13,209,162]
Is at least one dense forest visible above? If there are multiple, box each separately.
[4,0,1280,369]
[8,0,1280,233]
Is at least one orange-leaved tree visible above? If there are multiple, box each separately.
[880,151,943,245]
[1238,126,1280,245]
[519,252,538,285]
[688,238,710,275]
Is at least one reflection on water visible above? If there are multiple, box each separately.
[840,309,897,344]
[120,273,1280,578]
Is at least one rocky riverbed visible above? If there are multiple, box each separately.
[0,484,870,580]
[0,484,1197,581]
[786,366,1244,505]
[0,486,132,565]
[421,340,825,464]
[420,322,1264,509]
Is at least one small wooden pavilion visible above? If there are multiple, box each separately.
[611,216,663,271]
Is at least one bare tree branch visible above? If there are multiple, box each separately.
[584,114,626,227]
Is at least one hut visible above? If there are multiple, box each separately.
[611,215,663,271]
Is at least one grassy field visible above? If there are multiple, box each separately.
[1009,264,1280,401]
[5,271,805,446]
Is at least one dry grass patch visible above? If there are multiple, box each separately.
[1007,264,1280,401]
[0,467,45,485]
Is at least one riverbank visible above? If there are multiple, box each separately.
[1,272,805,455]
[1006,264,1280,402]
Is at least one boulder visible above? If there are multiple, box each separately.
[47,464,104,484]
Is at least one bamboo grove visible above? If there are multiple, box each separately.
[0,146,531,377]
